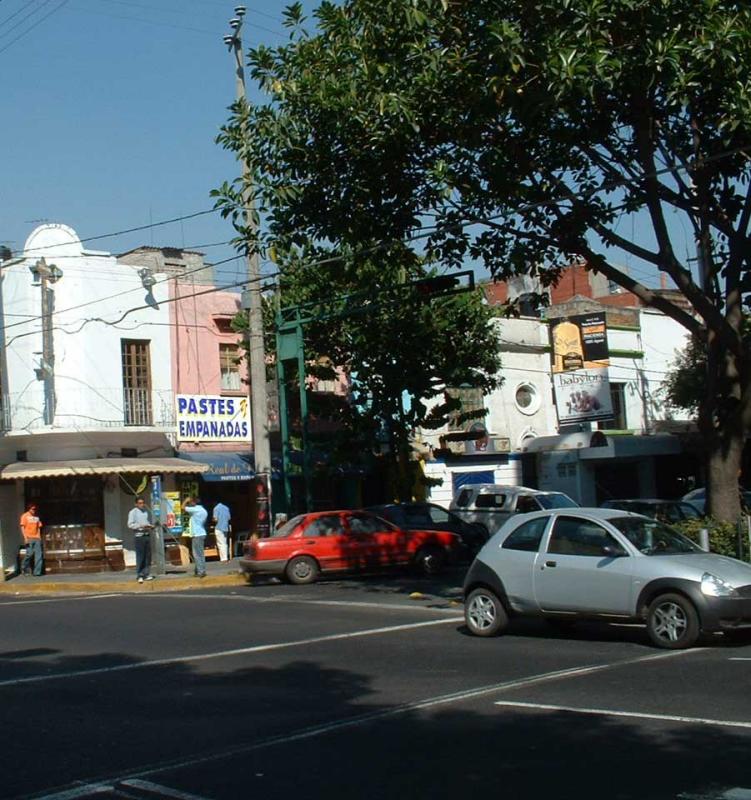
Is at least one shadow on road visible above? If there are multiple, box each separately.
[2,636,749,800]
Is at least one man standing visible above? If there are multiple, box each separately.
[20,503,43,576]
[127,497,155,584]
[212,500,231,562]
[184,497,208,578]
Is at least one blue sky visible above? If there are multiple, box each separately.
[0,0,306,286]
[1,0,686,293]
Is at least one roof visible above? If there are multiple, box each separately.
[0,457,210,480]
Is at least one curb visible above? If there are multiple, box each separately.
[0,572,248,596]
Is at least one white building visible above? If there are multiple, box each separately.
[421,298,698,508]
[0,224,204,575]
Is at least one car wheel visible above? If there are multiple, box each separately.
[465,588,509,637]
[285,556,319,585]
[646,593,700,649]
[414,546,445,576]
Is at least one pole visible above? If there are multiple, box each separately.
[227,7,272,537]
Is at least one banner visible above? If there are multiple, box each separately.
[175,394,252,443]
[549,312,614,425]
[162,491,183,536]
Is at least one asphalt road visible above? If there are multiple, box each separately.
[1,569,750,800]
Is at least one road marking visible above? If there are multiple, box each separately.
[679,788,751,800]
[35,779,215,800]
[24,648,696,800]
[119,779,215,800]
[493,701,751,730]
[148,593,462,612]
[0,594,122,606]
[729,658,751,661]
[0,617,462,689]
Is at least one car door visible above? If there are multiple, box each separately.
[489,515,551,614]
[345,512,387,570]
[533,515,635,614]
[301,514,347,571]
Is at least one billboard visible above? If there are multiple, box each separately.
[175,395,252,442]
[549,312,614,425]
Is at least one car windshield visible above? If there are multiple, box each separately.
[537,493,578,509]
[271,514,305,538]
[608,517,702,555]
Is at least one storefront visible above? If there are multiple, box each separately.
[0,457,209,574]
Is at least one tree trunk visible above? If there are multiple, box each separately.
[700,339,749,523]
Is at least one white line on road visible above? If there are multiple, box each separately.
[24,647,696,800]
[0,594,123,606]
[33,779,216,800]
[140,592,463,613]
[729,658,751,661]
[0,617,462,689]
[119,779,215,800]
[493,700,751,730]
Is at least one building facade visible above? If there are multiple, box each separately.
[0,225,206,575]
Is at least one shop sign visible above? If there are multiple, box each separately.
[549,312,614,425]
[175,394,252,443]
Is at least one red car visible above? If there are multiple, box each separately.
[239,510,463,584]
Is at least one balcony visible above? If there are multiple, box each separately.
[3,387,176,432]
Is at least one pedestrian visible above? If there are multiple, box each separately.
[20,503,44,576]
[211,500,231,562]
[127,496,155,584]
[184,496,208,578]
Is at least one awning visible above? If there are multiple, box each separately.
[177,452,255,482]
[0,457,210,480]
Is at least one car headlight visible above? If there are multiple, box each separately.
[700,572,738,597]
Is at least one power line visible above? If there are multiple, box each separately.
[15,208,218,257]
[0,0,69,56]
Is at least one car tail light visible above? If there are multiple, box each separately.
[244,540,258,558]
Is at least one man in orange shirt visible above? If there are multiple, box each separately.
[20,503,43,576]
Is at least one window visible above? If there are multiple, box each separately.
[403,506,434,526]
[503,517,548,552]
[427,506,450,525]
[446,386,485,432]
[548,516,623,556]
[219,343,242,391]
[514,383,540,415]
[348,513,385,535]
[121,340,152,425]
[515,495,541,513]
[475,493,506,509]
[603,383,627,430]
[455,489,472,508]
[305,515,344,537]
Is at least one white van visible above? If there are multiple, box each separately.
[449,484,578,537]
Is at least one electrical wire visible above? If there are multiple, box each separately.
[0,0,69,56]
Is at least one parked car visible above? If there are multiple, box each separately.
[450,484,578,537]
[682,487,751,515]
[365,502,489,554]
[600,498,703,523]
[463,508,751,649]
[239,510,463,584]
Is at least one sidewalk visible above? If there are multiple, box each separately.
[0,558,248,595]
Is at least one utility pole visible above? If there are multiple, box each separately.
[30,258,62,425]
[224,6,272,537]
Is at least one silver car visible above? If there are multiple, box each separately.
[463,508,751,649]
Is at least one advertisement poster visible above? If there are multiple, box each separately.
[175,394,252,443]
[549,312,614,425]
[162,491,183,536]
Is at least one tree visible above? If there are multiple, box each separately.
[217,0,751,521]
[267,247,502,502]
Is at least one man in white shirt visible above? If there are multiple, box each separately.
[184,497,208,578]
[127,497,155,584]
[212,501,231,562]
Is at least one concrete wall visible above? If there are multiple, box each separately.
[3,224,173,434]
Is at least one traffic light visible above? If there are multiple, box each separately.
[412,271,474,299]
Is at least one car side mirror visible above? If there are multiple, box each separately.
[602,544,626,558]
